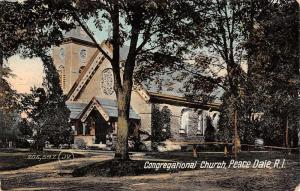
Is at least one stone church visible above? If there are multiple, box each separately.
[52,26,221,150]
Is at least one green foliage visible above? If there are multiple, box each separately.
[17,118,32,138]
[218,0,300,146]
[136,0,299,147]
[0,0,74,149]
[205,117,216,142]
[20,55,72,150]
[0,66,20,146]
[151,105,172,145]
[0,0,74,59]
[242,0,299,146]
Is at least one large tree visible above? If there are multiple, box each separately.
[66,0,206,160]
[0,0,73,149]
[1,0,206,159]
[0,66,20,146]
[245,0,299,146]
[20,52,72,151]
[137,0,259,142]
[136,0,299,149]
[0,2,20,145]
[172,0,299,147]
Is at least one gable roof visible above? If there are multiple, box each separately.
[94,97,140,120]
[66,102,88,119]
[148,92,220,111]
[79,97,140,122]
[64,36,221,110]
[67,42,112,101]
[64,25,95,44]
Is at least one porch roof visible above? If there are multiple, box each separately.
[94,97,140,120]
[68,98,140,121]
[67,102,88,119]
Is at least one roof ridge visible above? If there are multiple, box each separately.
[67,42,112,101]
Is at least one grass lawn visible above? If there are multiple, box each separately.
[146,150,300,190]
[147,150,300,163]
[0,150,299,190]
[0,148,84,171]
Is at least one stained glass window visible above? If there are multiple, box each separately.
[101,69,114,95]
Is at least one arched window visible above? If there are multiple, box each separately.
[79,66,85,74]
[210,111,219,129]
[59,48,65,60]
[79,49,87,61]
[180,109,189,134]
[58,65,66,89]
[197,110,204,135]
[79,49,88,66]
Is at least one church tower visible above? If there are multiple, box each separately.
[52,26,98,94]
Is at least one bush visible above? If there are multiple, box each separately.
[74,138,86,149]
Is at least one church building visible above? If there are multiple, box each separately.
[52,26,221,151]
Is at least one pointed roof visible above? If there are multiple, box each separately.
[94,97,140,119]
[148,92,220,111]
[63,32,221,109]
[66,102,88,119]
[63,25,96,46]
[79,97,140,122]
[67,42,112,101]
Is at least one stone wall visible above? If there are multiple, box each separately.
[153,103,220,143]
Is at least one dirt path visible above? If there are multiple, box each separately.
[0,152,299,191]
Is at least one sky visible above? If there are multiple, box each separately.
[7,56,44,93]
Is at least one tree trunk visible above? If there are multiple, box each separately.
[0,48,3,79]
[285,116,291,155]
[285,116,289,148]
[233,109,238,159]
[115,90,130,160]
[0,51,3,66]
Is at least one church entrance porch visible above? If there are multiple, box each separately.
[93,110,110,144]
[73,114,141,150]
[71,97,141,149]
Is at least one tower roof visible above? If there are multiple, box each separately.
[64,25,95,45]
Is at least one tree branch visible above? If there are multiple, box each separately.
[70,6,113,63]
[111,0,122,93]
[136,16,158,53]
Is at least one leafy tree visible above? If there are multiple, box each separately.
[138,0,261,143]
[244,0,299,146]
[0,62,19,146]
[18,118,32,138]
[205,116,216,142]
[0,0,73,150]
[40,53,72,148]
[136,0,299,149]
[21,87,48,150]
[20,54,72,151]
[151,105,172,147]
[64,0,206,160]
